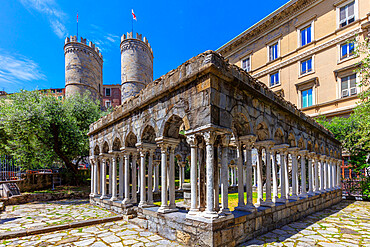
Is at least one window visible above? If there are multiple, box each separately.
[340,42,354,60]
[57,89,62,93]
[301,58,313,75]
[301,88,313,108]
[269,42,279,61]
[105,88,111,97]
[105,100,111,108]
[242,57,251,72]
[300,25,312,46]
[339,1,355,28]
[270,72,280,87]
[341,74,356,97]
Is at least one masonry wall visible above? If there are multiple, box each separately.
[135,190,342,247]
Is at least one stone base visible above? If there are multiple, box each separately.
[127,189,342,247]
[90,196,136,216]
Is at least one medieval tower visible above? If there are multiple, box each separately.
[120,32,153,102]
[64,36,103,101]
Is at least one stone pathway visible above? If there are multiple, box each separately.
[0,199,116,233]
[0,220,181,246]
[242,200,370,247]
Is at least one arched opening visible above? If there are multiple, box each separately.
[141,125,156,144]
[232,113,251,137]
[163,115,185,139]
[256,122,269,141]
[125,132,137,148]
[274,128,284,144]
[112,137,121,151]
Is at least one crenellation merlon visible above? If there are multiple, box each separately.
[120,32,153,54]
[64,36,103,59]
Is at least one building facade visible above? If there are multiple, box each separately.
[102,84,121,109]
[217,0,370,118]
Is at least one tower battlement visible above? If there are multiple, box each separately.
[120,32,153,56]
[65,36,103,59]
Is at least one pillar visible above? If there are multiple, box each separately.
[122,153,131,205]
[139,150,147,207]
[279,151,288,202]
[337,160,341,188]
[325,158,329,191]
[181,164,185,189]
[100,158,107,199]
[153,161,160,192]
[94,159,99,196]
[147,150,154,205]
[158,144,169,212]
[314,156,320,194]
[245,140,256,211]
[299,151,307,198]
[220,135,231,214]
[109,159,112,195]
[186,135,198,215]
[290,150,299,200]
[131,154,138,204]
[320,156,325,193]
[308,153,314,196]
[203,131,218,218]
[265,146,274,206]
[272,151,279,203]
[90,158,95,196]
[236,141,245,208]
[169,147,176,209]
[118,156,124,199]
[256,148,264,206]
[110,156,118,201]
[253,164,257,187]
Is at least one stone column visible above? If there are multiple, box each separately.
[332,160,336,189]
[186,135,198,216]
[94,159,99,196]
[265,144,274,206]
[320,156,325,193]
[285,155,290,197]
[289,148,299,200]
[337,160,342,189]
[137,161,141,194]
[230,166,234,186]
[203,131,218,218]
[325,158,329,191]
[299,151,308,198]
[220,135,231,214]
[279,150,288,203]
[138,150,147,207]
[153,161,160,192]
[307,153,314,196]
[214,145,220,212]
[90,158,95,197]
[110,156,118,201]
[236,140,245,208]
[100,157,107,199]
[122,153,131,205]
[256,147,264,206]
[118,156,124,199]
[271,151,279,203]
[244,139,256,211]
[108,159,112,195]
[253,164,257,188]
[181,163,185,189]
[147,150,154,205]
[131,154,138,204]
[169,147,176,209]
[314,156,320,194]
[158,144,169,213]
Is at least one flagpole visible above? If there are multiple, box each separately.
[77,11,79,40]
[132,16,133,34]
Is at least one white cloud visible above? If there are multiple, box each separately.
[0,51,46,88]
[88,24,120,53]
[19,0,67,38]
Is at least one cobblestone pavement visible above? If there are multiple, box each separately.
[242,200,370,247]
[1,220,181,247]
[0,199,116,233]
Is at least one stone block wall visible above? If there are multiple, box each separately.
[134,189,342,247]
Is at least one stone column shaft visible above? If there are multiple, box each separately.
[221,145,230,214]
[100,158,107,199]
[280,153,287,202]
[131,155,137,204]
[265,148,273,205]
[169,148,176,209]
[94,161,99,196]
[122,154,131,205]
[147,151,154,205]
[159,146,168,211]
[300,154,307,197]
[256,149,264,205]
[308,157,313,195]
[139,151,147,207]
[119,157,124,198]
[290,153,298,200]
[245,146,255,210]
[110,157,118,201]
[204,132,217,218]
[237,143,245,207]
[189,140,198,215]
[272,152,278,203]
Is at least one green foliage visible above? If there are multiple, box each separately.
[360,176,370,199]
[0,90,103,176]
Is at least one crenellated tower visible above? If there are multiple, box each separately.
[120,32,153,102]
[64,36,103,101]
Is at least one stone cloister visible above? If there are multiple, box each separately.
[88,50,342,246]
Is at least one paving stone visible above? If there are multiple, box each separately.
[74,239,95,246]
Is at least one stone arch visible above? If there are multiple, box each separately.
[162,114,184,139]
[125,132,137,148]
[93,145,100,156]
[230,105,253,135]
[297,135,306,150]
[255,115,271,141]
[102,141,109,154]
[232,112,252,137]
[287,132,297,147]
[112,137,122,151]
[141,125,156,144]
[273,127,284,144]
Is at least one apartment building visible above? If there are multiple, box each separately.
[102,84,121,109]
[217,0,370,118]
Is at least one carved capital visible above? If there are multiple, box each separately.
[221,134,231,147]
[186,134,198,147]
[202,131,216,145]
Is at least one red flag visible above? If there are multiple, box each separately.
[131,9,137,21]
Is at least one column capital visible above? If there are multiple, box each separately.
[272,143,289,153]
[186,134,198,147]
[308,151,316,158]
[220,134,231,147]
[287,147,300,155]
[120,147,138,154]
[254,140,274,150]
[202,131,216,145]
[320,155,327,161]
[299,150,309,156]
[239,135,257,149]
[155,137,179,149]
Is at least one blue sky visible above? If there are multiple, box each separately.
[0,0,287,93]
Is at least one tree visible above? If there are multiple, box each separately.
[0,90,104,176]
